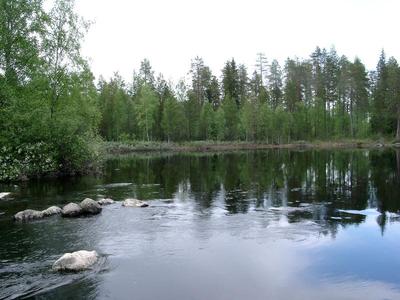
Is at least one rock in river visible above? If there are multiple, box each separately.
[0,192,11,199]
[61,203,82,218]
[97,198,115,205]
[122,198,149,208]
[52,250,99,272]
[14,209,44,222]
[80,198,102,215]
[42,206,62,217]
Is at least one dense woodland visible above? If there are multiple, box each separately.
[1,0,400,180]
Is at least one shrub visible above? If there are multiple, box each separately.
[0,143,57,181]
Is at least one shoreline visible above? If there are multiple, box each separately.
[103,140,400,155]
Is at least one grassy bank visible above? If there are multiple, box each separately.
[102,139,400,155]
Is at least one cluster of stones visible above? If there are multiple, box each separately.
[12,196,149,272]
[13,198,115,222]
[13,197,150,222]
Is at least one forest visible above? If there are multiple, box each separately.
[1,0,400,181]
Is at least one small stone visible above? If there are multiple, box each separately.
[97,198,115,205]
[52,250,99,272]
[61,203,82,218]
[122,199,149,208]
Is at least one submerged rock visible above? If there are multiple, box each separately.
[52,250,99,272]
[103,183,132,188]
[14,206,62,221]
[97,198,115,205]
[0,192,11,199]
[122,198,149,208]
[14,209,44,222]
[61,203,82,218]
[80,198,102,215]
[42,206,62,217]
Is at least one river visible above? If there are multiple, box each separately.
[1,149,400,299]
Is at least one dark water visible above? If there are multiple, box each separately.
[1,149,400,300]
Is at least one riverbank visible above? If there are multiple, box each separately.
[1,139,397,182]
[102,139,400,155]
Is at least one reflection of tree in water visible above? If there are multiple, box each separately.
[370,149,400,234]
[106,149,400,235]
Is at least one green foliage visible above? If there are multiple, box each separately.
[199,103,214,140]
[162,96,187,142]
[0,143,57,181]
[0,0,100,181]
[134,84,158,141]
[222,95,240,140]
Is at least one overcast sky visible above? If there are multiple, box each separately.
[75,0,399,83]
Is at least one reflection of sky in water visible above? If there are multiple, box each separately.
[92,201,400,300]
[308,217,400,288]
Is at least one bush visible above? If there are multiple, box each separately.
[56,134,103,175]
[0,142,57,181]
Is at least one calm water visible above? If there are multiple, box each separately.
[1,149,400,300]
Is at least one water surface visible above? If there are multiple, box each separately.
[1,149,400,299]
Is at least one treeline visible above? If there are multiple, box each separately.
[1,0,400,180]
[99,51,400,143]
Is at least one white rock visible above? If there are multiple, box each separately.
[97,198,115,205]
[42,206,62,217]
[80,198,102,215]
[122,198,149,208]
[0,192,11,199]
[52,250,99,272]
[14,209,44,221]
[103,183,132,188]
[61,203,82,218]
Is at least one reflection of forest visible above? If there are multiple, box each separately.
[106,149,400,236]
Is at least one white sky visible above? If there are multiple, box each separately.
[75,0,400,83]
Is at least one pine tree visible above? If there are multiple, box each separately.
[222,59,240,107]
[371,50,390,135]
[190,56,211,105]
[139,59,155,87]
[386,57,400,140]
[268,59,283,110]
[349,57,369,137]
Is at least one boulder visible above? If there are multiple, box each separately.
[61,203,82,218]
[42,206,62,217]
[14,209,44,222]
[122,198,149,208]
[80,198,102,215]
[52,250,99,272]
[97,198,115,205]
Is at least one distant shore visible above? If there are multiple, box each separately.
[103,140,400,155]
